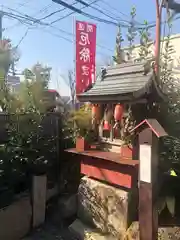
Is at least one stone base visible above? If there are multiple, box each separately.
[77,176,137,239]
[69,219,114,240]
[124,221,180,240]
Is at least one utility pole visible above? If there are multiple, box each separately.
[0,12,3,40]
[155,0,180,78]
[154,0,165,78]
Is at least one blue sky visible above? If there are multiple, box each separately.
[1,0,180,96]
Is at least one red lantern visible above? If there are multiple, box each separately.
[104,120,110,130]
[114,104,123,121]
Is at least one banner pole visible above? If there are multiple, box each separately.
[73,16,77,110]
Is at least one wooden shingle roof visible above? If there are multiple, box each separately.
[77,62,162,103]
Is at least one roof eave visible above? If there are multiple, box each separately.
[77,75,153,103]
[77,91,147,103]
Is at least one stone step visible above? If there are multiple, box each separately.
[69,219,115,240]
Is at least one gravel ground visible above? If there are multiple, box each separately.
[23,197,78,240]
[23,222,77,240]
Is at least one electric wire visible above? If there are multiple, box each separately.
[3,8,114,52]
[92,0,143,26]
[50,0,99,24]
[51,0,130,27]
[35,26,109,56]
[36,4,54,16]
[15,0,31,9]
[86,0,129,22]
[3,4,159,30]
[5,3,180,53]
[16,28,30,48]
[39,1,78,21]
[75,0,131,24]
[99,0,133,20]
[4,11,114,53]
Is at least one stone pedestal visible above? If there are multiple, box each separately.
[77,176,137,239]
[32,175,47,228]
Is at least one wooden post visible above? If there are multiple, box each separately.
[131,119,168,240]
[135,119,168,240]
[139,128,159,240]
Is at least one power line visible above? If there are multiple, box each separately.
[15,0,31,9]
[3,11,34,25]
[3,3,56,42]
[37,26,73,43]
[92,0,143,25]
[51,0,152,29]
[6,4,178,53]
[86,0,127,21]
[40,1,78,21]
[16,28,30,47]
[36,4,53,16]
[2,8,113,51]
[100,0,130,19]
[52,0,130,27]
[4,21,28,31]
[3,4,155,31]
[37,23,113,52]
[36,26,109,56]
[51,0,99,24]
[1,6,154,47]
[76,0,129,24]
[0,7,153,53]
[3,9,114,53]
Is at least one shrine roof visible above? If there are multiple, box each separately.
[77,62,160,103]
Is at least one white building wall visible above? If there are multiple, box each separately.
[123,33,180,78]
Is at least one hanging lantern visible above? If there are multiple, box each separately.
[113,104,123,129]
[104,120,110,130]
[114,104,123,121]
[103,105,112,130]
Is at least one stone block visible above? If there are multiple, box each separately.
[77,176,137,239]
[58,194,77,218]
[69,219,114,240]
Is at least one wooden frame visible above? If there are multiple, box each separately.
[65,148,139,189]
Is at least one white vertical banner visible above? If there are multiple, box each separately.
[139,144,152,183]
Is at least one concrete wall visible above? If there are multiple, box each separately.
[123,33,180,78]
[0,185,59,240]
[0,196,32,240]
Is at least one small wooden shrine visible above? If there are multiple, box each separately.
[66,61,166,189]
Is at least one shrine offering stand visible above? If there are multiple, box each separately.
[66,149,139,239]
